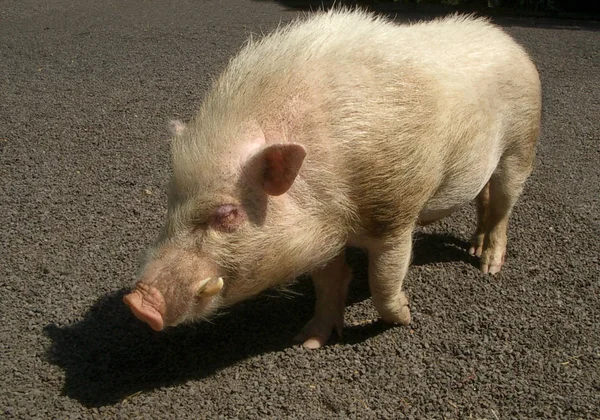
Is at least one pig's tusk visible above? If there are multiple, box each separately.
[195,277,212,293]
[196,277,224,298]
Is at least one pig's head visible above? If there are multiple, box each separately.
[123,118,311,331]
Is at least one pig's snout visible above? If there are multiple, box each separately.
[123,283,166,331]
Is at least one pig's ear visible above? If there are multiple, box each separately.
[168,120,186,136]
[250,143,306,196]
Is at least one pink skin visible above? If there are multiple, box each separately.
[123,283,166,331]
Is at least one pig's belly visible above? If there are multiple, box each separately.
[417,206,462,225]
[418,156,499,225]
[418,182,485,224]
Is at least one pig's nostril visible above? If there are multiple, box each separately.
[123,285,166,331]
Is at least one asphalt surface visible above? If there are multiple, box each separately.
[1,0,599,418]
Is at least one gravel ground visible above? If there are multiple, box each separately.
[1,0,599,418]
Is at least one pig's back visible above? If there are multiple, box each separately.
[212,9,537,153]
[228,9,538,157]
[203,10,540,235]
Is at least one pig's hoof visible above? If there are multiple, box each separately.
[469,233,485,257]
[294,316,343,349]
[480,249,506,275]
[372,291,411,326]
[378,304,411,326]
[468,244,484,257]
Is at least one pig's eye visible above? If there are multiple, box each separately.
[211,204,246,232]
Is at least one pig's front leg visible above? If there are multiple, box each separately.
[368,229,413,326]
[294,252,351,349]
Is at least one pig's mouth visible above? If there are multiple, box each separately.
[123,283,167,331]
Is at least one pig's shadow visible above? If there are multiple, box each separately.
[44,231,475,407]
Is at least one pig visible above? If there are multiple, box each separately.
[123,9,541,348]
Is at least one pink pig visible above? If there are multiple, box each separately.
[123,9,541,348]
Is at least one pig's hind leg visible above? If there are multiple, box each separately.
[469,183,490,258]
[368,228,412,326]
[295,252,351,349]
[471,153,533,274]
